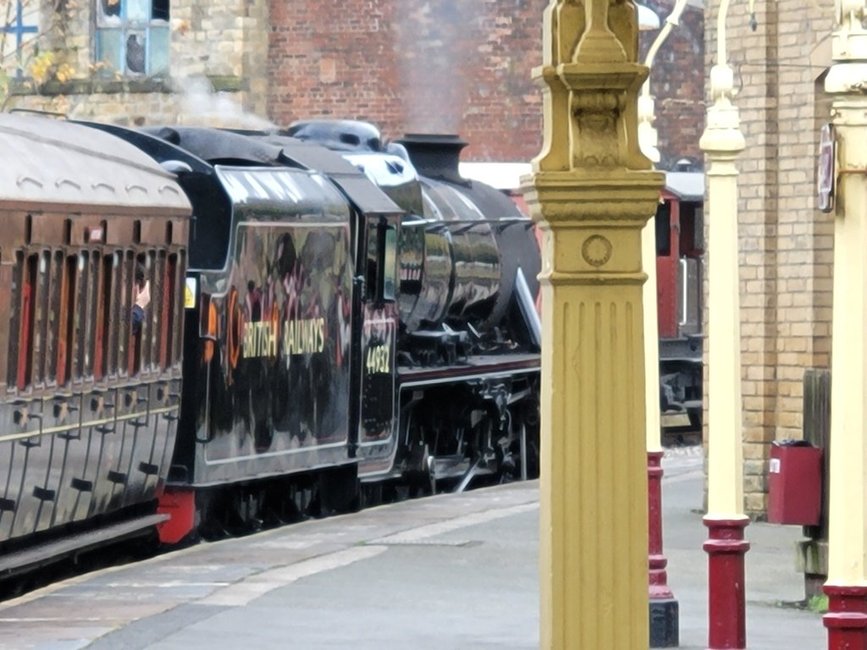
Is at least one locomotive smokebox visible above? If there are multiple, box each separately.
[397,134,468,185]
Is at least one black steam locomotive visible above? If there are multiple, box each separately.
[0,113,541,573]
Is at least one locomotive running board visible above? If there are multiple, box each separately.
[0,513,168,579]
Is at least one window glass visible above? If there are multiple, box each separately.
[32,251,50,385]
[365,224,378,301]
[124,31,147,74]
[126,0,149,22]
[73,251,89,381]
[149,26,170,74]
[655,202,671,257]
[95,0,170,76]
[95,29,123,70]
[382,227,397,302]
[100,0,121,21]
[152,0,169,21]
[46,252,63,384]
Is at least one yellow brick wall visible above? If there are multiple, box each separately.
[705,0,835,517]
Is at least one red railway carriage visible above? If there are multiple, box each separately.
[656,171,704,429]
[0,114,190,572]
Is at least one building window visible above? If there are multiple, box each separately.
[95,0,169,76]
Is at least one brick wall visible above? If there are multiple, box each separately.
[705,0,834,516]
[639,0,705,170]
[267,0,545,161]
[267,0,704,165]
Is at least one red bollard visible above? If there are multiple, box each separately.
[704,517,750,649]
[648,450,678,647]
[824,585,867,650]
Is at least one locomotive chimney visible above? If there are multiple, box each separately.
[396,133,468,185]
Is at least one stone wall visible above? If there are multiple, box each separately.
[5,0,269,127]
[705,0,834,515]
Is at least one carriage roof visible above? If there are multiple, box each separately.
[0,113,190,214]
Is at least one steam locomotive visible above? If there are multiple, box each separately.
[0,113,541,575]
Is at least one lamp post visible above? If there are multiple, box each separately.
[637,4,689,646]
[823,1,867,647]
[525,1,664,647]
[699,0,749,648]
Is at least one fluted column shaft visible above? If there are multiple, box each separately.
[526,4,663,646]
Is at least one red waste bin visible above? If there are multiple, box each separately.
[767,441,823,526]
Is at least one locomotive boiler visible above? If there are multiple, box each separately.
[0,113,541,570]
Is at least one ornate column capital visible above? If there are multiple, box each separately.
[700,65,746,159]
[832,0,867,62]
[525,169,663,227]
[531,0,654,174]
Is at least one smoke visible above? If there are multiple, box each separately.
[173,75,276,130]
[394,1,478,134]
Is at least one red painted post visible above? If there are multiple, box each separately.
[649,451,674,598]
[649,450,678,646]
[703,517,750,649]
[824,586,867,650]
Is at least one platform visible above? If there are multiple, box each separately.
[0,447,826,649]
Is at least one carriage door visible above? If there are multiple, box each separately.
[358,215,399,456]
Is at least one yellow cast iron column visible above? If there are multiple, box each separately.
[699,1,749,646]
[637,5,690,643]
[823,0,867,645]
[524,2,664,647]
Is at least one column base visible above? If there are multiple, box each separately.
[649,597,679,647]
[703,516,750,650]
[824,585,867,650]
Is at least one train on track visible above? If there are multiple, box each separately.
[655,170,704,437]
[0,113,543,578]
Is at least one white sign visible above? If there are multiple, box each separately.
[818,123,835,213]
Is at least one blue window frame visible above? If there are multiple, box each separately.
[95,0,169,76]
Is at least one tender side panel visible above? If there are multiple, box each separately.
[187,167,355,486]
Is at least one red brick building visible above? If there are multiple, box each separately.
[267,0,704,168]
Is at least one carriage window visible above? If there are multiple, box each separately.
[13,253,36,390]
[95,0,170,77]
[158,251,178,369]
[45,252,63,384]
[31,251,51,386]
[103,252,122,377]
[130,252,152,375]
[92,252,111,381]
[146,250,163,371]
[169,251,183,366]
[56,254,77,386]
[72,252,90,381]
[81,252,102,378]
[7,252,23,389]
